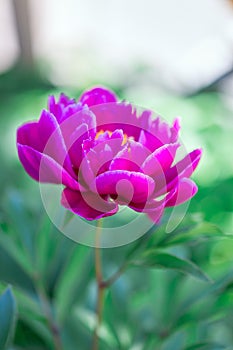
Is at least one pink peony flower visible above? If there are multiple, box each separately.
[17,87,202,222]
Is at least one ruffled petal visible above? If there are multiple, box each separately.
[170,117,181,143]
[61,188,118,220]
[138,116,180,152]
[48,93,78,123]
[90,103,142,139]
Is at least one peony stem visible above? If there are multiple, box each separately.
[92,221,129,350]
[92,220,105,350]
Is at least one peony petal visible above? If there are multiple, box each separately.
[48,93,77,122]
[165,178,198,207]
[90,103,142,139]
[138,116,179,152]
[60,106,96,142]
[61,188,118,220]
[110,140,150,172]
[79,87,117,107]
[147,206,165,223]
[38,110,72,170]
[141,143,180,177]
[170,117,181,143]
[129,198,164,213]
[85,144,113,176]
[154,148,202,196]
[17,122,42,151]
[17,110,75,176]
[67,123,89,169]
[17,144,81,190]
[91,170,155,204]
[79,156,95,185]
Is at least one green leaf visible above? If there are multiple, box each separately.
[0,245,35,292]
[0,228,34,277]
[160,222,224,247]
[0,287,17,350]
[132,251,211,282]
[55,244,94,323]
[184,342,226,350]
[4,190,35,256]
[74,307,118,348]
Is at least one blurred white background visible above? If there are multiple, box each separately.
[1,0,233,91]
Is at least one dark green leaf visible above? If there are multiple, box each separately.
[132,251,211,282]
[74,307,118,348]
[184,342,226,350]
[0,287,17,350]
[55,244,94,323]
[0,228,34,276]
[0,245,35,292]
[160,222,224,247]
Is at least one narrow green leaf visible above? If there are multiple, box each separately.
[55,245,94,323]
[132,251,211,282]
[0,287,17,350]
[0,245,35,293]
[0,228,34,276]
[74,307,118,348]
[4,190,34,256]
[184,342,226,350]
[160,222,224,246]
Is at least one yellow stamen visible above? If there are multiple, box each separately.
[95,129,133,146]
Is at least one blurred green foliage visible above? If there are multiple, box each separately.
[0,81,233,350]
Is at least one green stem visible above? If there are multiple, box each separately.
[92,220,105,350]
[92,221,131,349]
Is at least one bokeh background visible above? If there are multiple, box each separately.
[0,0,233,349]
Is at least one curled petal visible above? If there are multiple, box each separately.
[165,178,198,207]
[154,148,202,196]
[141,143,180,177]
[61,188,118,220]
[67,123,89,169]
[17,144,80,190]
[17,122,41,151]
[17,110,75,176]
[110,140,150,172]
[91,170,155,204]
[84,144,113,176]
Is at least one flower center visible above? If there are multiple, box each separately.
[95,130,133,145]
